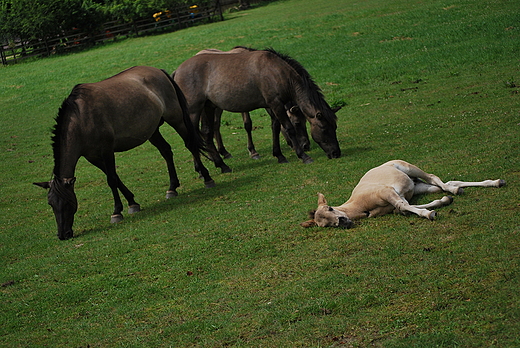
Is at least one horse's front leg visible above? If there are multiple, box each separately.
[88,155,139,223]
[269,105,313,164]
[201,105,232,173]
[269,116,288,163]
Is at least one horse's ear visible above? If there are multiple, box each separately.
[331,106,342,113]
[300,219,317,228]
[289,105,300,114]
[317,193,328,206]
[34,181,51,189]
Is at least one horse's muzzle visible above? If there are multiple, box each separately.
[58,229,74,240]
[338,216,353,229]
[327,150,341,159]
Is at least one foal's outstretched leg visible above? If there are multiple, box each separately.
[148,129,181,199]
[445,179,506,189]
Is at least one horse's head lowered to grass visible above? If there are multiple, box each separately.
[34,177,77,240]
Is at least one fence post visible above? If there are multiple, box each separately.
[1,47,7,65]
[215,0,224,21]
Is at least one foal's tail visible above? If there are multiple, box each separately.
[162,69,208,157]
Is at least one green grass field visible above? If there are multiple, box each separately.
[1,0,519,346]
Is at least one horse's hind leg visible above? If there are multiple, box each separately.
[149,129,180,199]
[445,179,505,188]
[166,110,217,187]
[242,112,260,159]
[213,108,233,159]
[390,160,462,195]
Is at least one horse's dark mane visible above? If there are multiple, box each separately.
[52,85,82,177]
[232,45,258,52]
[237,46,337,122]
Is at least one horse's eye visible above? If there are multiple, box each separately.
[328,207,334,211]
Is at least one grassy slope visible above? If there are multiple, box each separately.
[1,0,519,346]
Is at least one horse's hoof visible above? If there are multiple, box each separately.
[277,156,289,164]
[251,154,261,160]
[128,204,141,214]
[428,211,436,221]
[222,153,233,159]
[440,196,454,205]
[166,190,178,199]
[220,166,232,173]
[302,156,314,164]
[498,179,506,187]
[455,187,464,195]
[205,180,216,188]
[111,214,123,223]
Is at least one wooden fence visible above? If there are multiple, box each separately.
[1,1,223,66]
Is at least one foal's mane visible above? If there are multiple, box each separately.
[235,46,337,122]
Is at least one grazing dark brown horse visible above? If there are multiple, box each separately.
[173,46,341,171]
[195,48,310,160]
[34,66,214,240]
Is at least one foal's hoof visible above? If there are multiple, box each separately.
[428,211,436,221]
[205,179,216,188]
[441,196,454,205]
[111,214,124,223]
[455,187,464,195]
[498,179,506,187]
[166,190,178,199]
[251,154,261,160]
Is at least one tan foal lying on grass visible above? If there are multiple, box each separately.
[301,160,505,228]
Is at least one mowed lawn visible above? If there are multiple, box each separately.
[1,0,519,346]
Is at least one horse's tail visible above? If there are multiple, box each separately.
[161,69,207,157]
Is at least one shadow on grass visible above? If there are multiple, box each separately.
[73,169,262,239]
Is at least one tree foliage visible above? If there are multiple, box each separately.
[0,0,193,39]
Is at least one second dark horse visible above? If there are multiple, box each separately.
[173,47,341,172]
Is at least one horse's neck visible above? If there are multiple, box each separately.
[290,80,319,118]
[53,138,81,179]
[336,201,367,220]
